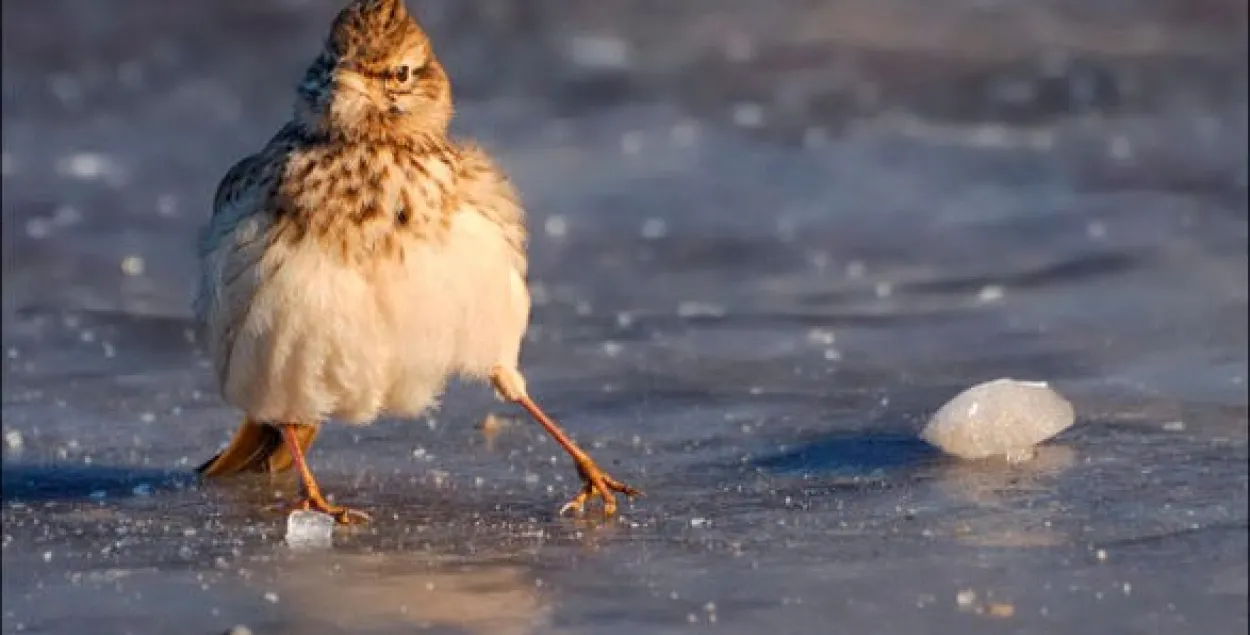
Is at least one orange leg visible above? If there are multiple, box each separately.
[491,367,641,517]
[279,423,370,525]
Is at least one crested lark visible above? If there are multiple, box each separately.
[195,0,640,523]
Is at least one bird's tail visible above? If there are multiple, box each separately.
[196,418,319,477]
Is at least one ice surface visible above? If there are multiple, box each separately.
[1,1,1246,634]
[285,511,335,549]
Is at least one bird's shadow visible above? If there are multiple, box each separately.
[750,430,942,479]
[0,462,197,504]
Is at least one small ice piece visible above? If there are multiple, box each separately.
[921,378,1075,460]
[285,510,334,548]
[223,626,254,635]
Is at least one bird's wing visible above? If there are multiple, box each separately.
[195,133,291,385]
[454,141,528,276]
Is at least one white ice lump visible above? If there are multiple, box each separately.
[285,510,335,548]
[921,378,1075,461]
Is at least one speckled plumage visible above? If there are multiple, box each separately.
[195,0,637,521]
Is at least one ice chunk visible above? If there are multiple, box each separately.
[921,378,1075,460]
[285,510,334,548]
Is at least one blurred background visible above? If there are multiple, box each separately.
[2,1,1247,634]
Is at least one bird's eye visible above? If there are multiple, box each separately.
[394,65,410,82]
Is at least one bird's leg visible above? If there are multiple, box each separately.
[490,366,641,517]
[278,423,370,525]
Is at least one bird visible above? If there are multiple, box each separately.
[193,0,640,524]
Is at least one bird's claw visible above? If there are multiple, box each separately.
[296,498,372,525]
[558,462,642,518]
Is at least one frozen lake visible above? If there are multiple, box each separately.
[3,1,1247,633]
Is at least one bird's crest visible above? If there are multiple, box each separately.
[328,0,428,68]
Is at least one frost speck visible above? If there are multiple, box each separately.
[640,218,668,240]
[565,34,632,71]
[976,285,1005,303]
[677,302,726,319]
[25,217,52,239]
[845,260,867,279]
[52,205,82,227]
[56,152,122,181]
[956,589,977,608]
[620,131,643,155]
[4,429,24,451]
[806,329,836,346]
[731,102,764,128]
[120,256,145,276]
[543,215,568,238]
[670,121,699,147]
[156,194,180,217]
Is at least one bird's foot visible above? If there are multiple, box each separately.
[559,460,642,518]
[295,495,371,525]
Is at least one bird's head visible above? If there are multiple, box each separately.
[295,0,452,142]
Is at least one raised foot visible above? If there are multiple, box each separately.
[559,460,643,518]
[296,497,371,525]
